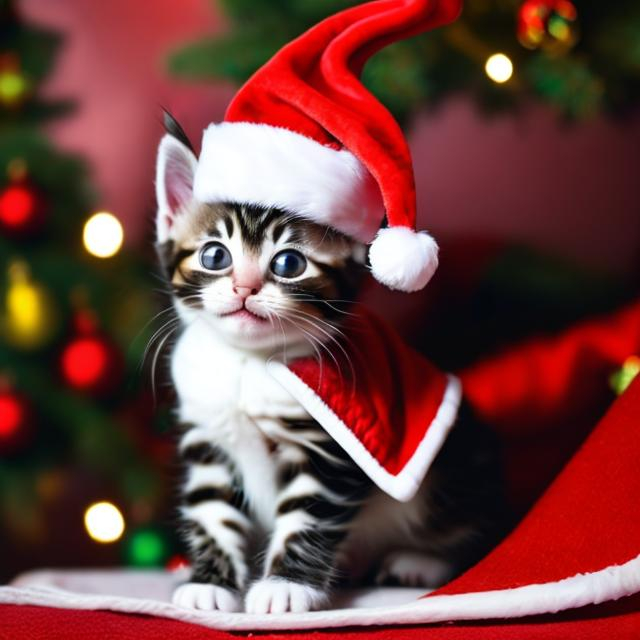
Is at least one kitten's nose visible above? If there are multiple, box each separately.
[233,284,260,299]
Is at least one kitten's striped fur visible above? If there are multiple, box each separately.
[156,128,509,614]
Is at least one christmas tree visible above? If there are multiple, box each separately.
[0,1,176,580]
[169,0,640,123]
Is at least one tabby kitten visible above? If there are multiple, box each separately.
[155,118,507,614]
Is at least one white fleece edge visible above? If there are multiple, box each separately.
[267,363,461,502]
[193,122,385,243]
[1,554,639,631]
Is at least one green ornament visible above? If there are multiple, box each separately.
[125,528,169,567]
[610,356,640,396]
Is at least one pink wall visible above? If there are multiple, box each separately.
[20,0,640,275]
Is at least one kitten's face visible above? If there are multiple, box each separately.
[155,129,364,353]
[158,202,363,352]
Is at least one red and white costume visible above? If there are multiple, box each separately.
[269,311,461,501]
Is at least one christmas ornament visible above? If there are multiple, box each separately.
[125,527,169,567]
[0,52,30,109]
[166,554,190,572]
[60,310,123,395]
[2,260,58,350]
[84,501,125,543]
[610,356,640,396]
[82,211,124,259]
[157,0,462,293]
[517,0,578,54]
[0,160,47,235]
[0,374,33,453]
[0,382,32,454]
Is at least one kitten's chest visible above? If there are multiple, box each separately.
[172,320,310,525]
[171,320,307,428]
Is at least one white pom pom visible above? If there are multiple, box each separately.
[369,226,439,292]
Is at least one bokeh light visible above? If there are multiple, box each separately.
[125,528,168,567]
[84,501,125,543]
[0,69,28,106]
[0,185,36,228]
[83,212,124,258]
[0,394,23,439]
[60,337,109,390]
[485,53,514,84]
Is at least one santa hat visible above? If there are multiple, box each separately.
[190,0,462,292]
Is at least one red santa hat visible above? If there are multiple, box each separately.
[191,0,462,292]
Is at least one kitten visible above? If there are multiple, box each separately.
[155,118,508,614]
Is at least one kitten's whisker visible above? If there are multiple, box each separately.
[282,310,357,389]
[130,305,178,356]
[271,310,289,364]
[140,316,181,371]
[280,311,342,377]
[277,312,325,379]
[269,292,359,317]
[281,306,350,341]
[150,324,179,401]
[268,301,349,351]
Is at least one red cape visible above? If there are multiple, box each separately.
[268,310,461,501]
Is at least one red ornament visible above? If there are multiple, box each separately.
[0,388,32,454]
[166,554,190,572]
[0,184,35,226]
[0,162,46,235]
[60,311,123,395]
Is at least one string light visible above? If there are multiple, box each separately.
[84,501,125,543]
[83,212,124,259]
[485,53,513,84]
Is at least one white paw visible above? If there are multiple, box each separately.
[245,577,327,614]
[376,551,453,588]
[172,582,241,612]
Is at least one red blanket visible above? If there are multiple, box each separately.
[2,301,639,635]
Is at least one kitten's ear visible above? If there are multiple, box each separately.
[155,133,198,243]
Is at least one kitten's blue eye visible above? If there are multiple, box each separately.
[271,250,307,279]
[200,242,232,271]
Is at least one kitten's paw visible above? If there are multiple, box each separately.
[172,582,241,612]
[376,551,453,588]
[245,577,327,614]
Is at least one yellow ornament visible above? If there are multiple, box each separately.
[2,261,58,349]
[0,53,30,109]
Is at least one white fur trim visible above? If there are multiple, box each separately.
[3,554,640,629]
[369,226,439,292]
[193,122,384,242]
[267,364,461,502]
